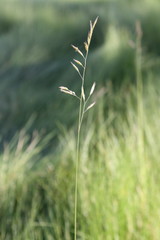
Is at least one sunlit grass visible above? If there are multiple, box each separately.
[0,78,160,239]
[0,1,160,239]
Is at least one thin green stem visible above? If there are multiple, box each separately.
[73,17,98,240]
[74,51,88,240]
[74,117,81,240]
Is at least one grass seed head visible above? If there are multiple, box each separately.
[71,45,84,58]
[59,86,76,96]
[71,62,81,75]
[73,59,84,68]
[85,102,96,112]
[84,42,89,52]
[81,86,85,101]
[89,82,96,96]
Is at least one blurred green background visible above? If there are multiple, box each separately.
[0,0,160,239]
[0,0,160,139]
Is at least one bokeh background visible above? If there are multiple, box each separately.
[0,0,160,239]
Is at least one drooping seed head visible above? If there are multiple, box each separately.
[59,86,76,96]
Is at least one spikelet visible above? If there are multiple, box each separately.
[81,86,85,101]
[89,82,96,96]
[92,16,99,30]
[71,44,84,58]
[59,86,76,96]
[71,62,81,75]
[85,102,96,112]
[73,59,84,68]
[84,42,88,52]
[87,29,93,46]
[59,86,68,91]
[85,16,99,52]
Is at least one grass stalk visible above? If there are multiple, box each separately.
[74,41,88,240]
[59,17,98,240]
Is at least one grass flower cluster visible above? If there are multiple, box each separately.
[59,17,98,240]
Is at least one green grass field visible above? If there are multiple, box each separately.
[0,0,160,239]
